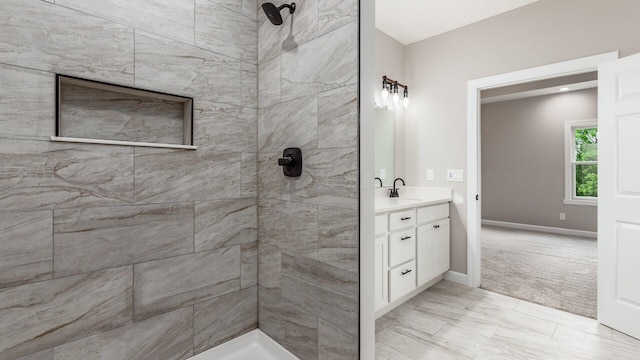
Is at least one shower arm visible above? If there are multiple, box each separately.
[278,3,296,13]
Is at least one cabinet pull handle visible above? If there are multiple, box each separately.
[433,224,439,229]
[400,217,412,221]
[401,269,412,275]
[400,236,412,241]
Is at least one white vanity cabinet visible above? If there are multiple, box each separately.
[375,201,450,315]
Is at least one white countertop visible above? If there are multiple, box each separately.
[375,186,452,214]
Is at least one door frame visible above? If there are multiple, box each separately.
[466,51,619,288]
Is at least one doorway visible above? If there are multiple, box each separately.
[466,51,619,292]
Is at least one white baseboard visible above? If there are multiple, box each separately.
[443,271,468,285]
[482,219,597,239]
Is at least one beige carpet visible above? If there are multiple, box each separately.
[481,225,597,319]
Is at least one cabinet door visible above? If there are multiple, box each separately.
[417,223,435,286]
[433,219,450,275]
[374,235,389,310]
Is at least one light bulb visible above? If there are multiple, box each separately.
[402,96,409,109]
[381,86,389,100]
[392,92,399,104]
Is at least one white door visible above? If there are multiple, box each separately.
[598,53,640,339]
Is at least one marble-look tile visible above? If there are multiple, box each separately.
[257,0,318,64]
[241,152,258,197]
[385,305,447,339]
[53,203,194,277]
[0,211,52,289]
[241,242,258,289]
[60,83,185,145]
[318,318,358,360]
[195,0,257,64]
[281,22,358,102]
[466,300,557,341]
[0,266,132,359]
[258,199,318,255]
[135,31,241,106]
[55,0,195,44]
[0,0,134,85]
[134,148,241,204]
[318,84,358,148]
[413,298,500,338]
[375,342,411,360]
[317,206,358,272]
[318,1,357,36]
[376,327,473,360]
[429,323,494,359]
[133,246,241,320]
[14,349,53,360]
[258,287,318,360]
[53,307,193,360]
[242,0,258,20]
[281,253,358,332]
[259,148,358,209]
[193,99,257,153]
[242,62,258,108]
[0,65,55,140]
[551,325,640,359]
[257,243,282,292]
[0,139,133,211]
[193,286,257,353]
[206,0,242,17]
[195,198,257,251]
[258,56,281,108]
[513,299,610,337]
[612,329,640,347]
[258,95,317,151]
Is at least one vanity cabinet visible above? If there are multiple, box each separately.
[375,202,450,315]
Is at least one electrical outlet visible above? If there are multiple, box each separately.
[380,169,386,180]
[559,213,566,220]
[427,169,434,181]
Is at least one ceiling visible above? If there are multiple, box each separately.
[375,0,539,45]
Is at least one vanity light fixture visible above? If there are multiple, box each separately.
[381,75,409,109]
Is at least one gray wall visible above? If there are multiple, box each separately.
[375,29,406,183]
[403,0,640,273]
[256,0,360,359]
[0,0,258,358]
[481,89,598,232]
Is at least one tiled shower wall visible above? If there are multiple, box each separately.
[256,0,360,358]
[0,0,259,358]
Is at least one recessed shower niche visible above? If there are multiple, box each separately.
[52,75,196,149]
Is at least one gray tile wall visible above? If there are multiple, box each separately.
[256,0,360,358]
[0,0,258,358]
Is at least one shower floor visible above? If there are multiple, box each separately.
[188,329,299,360]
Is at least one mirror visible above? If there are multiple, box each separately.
[374,108,395,186]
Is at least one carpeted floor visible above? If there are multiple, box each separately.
[481,225,597,319]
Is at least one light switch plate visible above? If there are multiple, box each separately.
[427,169,434,181]
[447,169,464,182]
[380,169,386,180]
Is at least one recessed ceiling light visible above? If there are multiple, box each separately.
[559,87,570,92]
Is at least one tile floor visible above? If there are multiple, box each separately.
[375,280,640,360]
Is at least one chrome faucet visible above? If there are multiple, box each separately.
[389,177,405,198]
[375,177,383,187]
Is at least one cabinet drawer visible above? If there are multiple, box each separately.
[389,209,416,231]
[389,228,415,267]
[389,260,416,302]
[417,203,449,224]
[375,215,388,235]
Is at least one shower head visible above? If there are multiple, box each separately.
[262,2,296,26]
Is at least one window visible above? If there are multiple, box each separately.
[564,120,598,206]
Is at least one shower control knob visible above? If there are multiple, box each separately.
[278,156,294,166]
[278,147,302,177]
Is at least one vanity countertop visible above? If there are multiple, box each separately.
[375,187,452,214]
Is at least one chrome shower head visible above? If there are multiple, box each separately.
[262,2,296,26]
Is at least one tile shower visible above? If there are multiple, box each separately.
[0,0,359,359]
